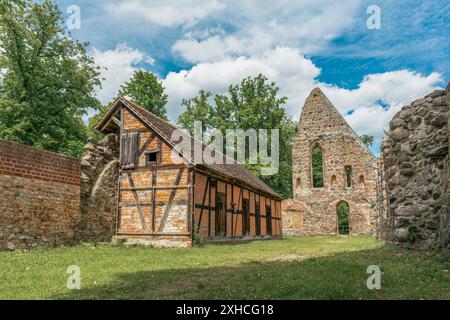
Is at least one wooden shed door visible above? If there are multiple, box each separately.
[215,193,226,238]
[255,202,261,236]
[242,199,250,236]
[266,205,272,236]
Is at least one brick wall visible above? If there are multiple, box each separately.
[0,139,81,250]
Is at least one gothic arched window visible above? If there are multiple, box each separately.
[312,143,324,188]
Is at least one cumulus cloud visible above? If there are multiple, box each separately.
[163,46,320,118]
[105,0,225,28]
[92,43,154,104]
[162,46,443,154]
[321,70,443,139]
[172,0,361,62]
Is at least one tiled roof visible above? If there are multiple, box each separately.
[97,97,281,199]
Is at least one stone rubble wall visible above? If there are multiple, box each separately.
[380,88,449,250]
[77,134,119,241]
[0,134,120,250]
[0,140,81,250]
[283,88,378,236]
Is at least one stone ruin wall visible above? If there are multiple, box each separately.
[283,88,378,236]
[0,140,81,250]
[78,133,119,242]
[379,86,450,250]
[0,134,119,250]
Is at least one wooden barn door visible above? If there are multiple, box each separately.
[215,193,226,238]
[242,199,250,236]
[266,205,272,236]
[255,201,261,236]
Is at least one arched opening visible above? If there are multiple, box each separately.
[331,175,337,188]
[311,143,324,188]
[344,166,352,188]
[296,177,302,190]
[337,201,350,235]
[359,175,365,186]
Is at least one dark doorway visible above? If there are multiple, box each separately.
[255,202,261,236]
[337,201,350,235]
[215,193,226,238]
[266,205,272,236]
[242,199,250,236]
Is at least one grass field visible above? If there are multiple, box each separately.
[0,236,449,300]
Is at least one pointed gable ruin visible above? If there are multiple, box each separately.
[282,88,378,236]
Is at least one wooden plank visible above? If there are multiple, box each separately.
[120,202,153,208]
[116,108,124,236]
[126,172,147,230]
[197,177,210,235]
[208,178,212,237]
[158,168,184,232]
[231,184,234,237]
[234,187,242,236]
[120,185,190,192]
[138,134,156,156]
[224,181,228,237]
[111,116,121,126]
[151,168,157,232]
[117,232,191,236]
[188,169,194,239]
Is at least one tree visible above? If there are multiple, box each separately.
[118,70,169,120]
[0,0,101,157]
[360,134,375,148]
[177,74,296,198]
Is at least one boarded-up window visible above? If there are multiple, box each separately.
[121,132,140,168]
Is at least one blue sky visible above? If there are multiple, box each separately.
[55,0,449,154]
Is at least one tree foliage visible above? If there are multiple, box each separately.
[0,0,101,157]
[118,70,168,120]
[312,144,324,188]
[177,74,296,198]
[337,201,350,234]
[360,134,375,148]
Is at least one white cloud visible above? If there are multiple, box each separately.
[162,46,443,153]
[163,46,320,118]
[171,0,362,63]
[92,43,153,104]
[91,42,443,154]
[321,70,443,138]
[105,0,225,28]
[172,35,228,63]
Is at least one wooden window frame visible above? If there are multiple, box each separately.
[145,149,161,166]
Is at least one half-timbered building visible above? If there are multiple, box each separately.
[94,97,282,247]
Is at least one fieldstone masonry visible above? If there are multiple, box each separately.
[0,134,119,250]
[379,85,449,250]
[0,140,81,250]
[78,133,119,241]
[282,88,378,236]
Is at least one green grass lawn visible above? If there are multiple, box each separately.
[0,236,449,300]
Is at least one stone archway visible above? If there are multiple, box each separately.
[337,201,350,235]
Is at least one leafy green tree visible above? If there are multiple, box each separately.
[119,70,169,120]
[337,201,349,234]
[177,74,296,198]
[0,0,101,157]
[312,144,324,188]
[360,134,375,148]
